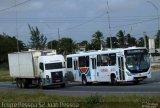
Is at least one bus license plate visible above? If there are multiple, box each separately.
[56,80,60,82]
[138,78,143,80]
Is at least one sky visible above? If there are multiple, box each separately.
[0,0,160,44]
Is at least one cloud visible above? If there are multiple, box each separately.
[0,0,159,43]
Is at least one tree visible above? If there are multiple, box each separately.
[91,30,104,50]
[28,25,47,50]
[116,30,126,48]
[137,37,144,47]
[125,34,137,47]
[58,37,77,55]
[0,33,26,64]
[155,30,160,48]
[78,40,89,46]
[47,40,59,49]
[106,37,118,48]
[77,40,92,51]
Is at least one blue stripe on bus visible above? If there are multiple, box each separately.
[78,69,91,77]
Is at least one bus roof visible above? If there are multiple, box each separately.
[66,47,147,58]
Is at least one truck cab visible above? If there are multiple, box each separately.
[38,55,66,88]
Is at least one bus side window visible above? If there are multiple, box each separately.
[97,55,101,66]
[67,57,72,68]
[79,56,86,67]
[86,56,89,67]
[109,53,116,66]
[101,54,109,66]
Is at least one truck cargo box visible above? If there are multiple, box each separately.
[8,52,39,78]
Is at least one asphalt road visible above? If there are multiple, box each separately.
[0,70,160,96]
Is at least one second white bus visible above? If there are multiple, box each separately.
[66,47,151,85]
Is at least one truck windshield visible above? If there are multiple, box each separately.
[45,62,63,70]
[125,49,150,73]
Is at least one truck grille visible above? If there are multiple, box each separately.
[51,71,63,83]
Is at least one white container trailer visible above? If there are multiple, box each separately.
[8,51,66,88]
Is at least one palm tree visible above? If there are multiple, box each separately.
[106,37,118,48]
[58,37,77,55]
[125,34,137,47]
[137,37,144,47]
[47,40,59,49]
[116,30,126,48]
[91,30,104,50]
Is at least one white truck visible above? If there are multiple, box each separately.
[8,51,66,88]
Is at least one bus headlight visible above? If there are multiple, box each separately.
[126,71,131,76]
[148,71,151,75]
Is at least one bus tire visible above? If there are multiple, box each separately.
[111,74,117,86]
[133,80,139,85]
[82,75,87,86]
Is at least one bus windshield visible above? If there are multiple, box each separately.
[125,49,150,73]
[45,62,63,70]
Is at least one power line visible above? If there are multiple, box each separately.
[0,15,158,22]
[0,0,32,13]
[111,17,159,29]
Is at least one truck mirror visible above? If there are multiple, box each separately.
[39,63,44,71]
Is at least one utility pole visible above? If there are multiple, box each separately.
[147,1,160,48]
[15,0,19,52]
[58,28,60,40]
[51,41,52,49]
[106,0,112,49]
[143,32,147,48]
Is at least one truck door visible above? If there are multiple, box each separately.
[118,57,125,80]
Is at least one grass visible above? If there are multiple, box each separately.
[0,68,11,82]
[151,65,160,70]
[0,93,159,108]
[0,63,12,82]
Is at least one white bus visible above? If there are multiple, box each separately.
[66,47,151,85]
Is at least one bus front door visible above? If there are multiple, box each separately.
[118,57,125,80]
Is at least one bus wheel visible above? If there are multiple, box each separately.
[82,76,87,85]
[111,74,117,86]
[133,80,139,85]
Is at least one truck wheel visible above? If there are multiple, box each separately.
[16,79,22,88]
[21,79,27,88]
[39,81,46,89]
[82,76,88,86]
